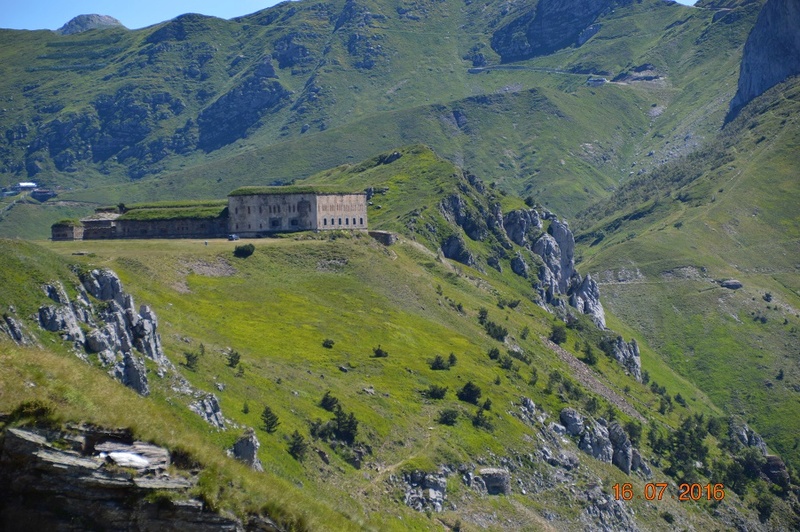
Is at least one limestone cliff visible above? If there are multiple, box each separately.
[728,0,800,119]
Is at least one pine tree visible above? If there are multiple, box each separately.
[287,430,308,461]
[261,405,280,433]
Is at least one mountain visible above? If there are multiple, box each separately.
[1,0,799,528]
[56,15,126,35]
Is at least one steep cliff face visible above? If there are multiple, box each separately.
[728,0,800,119]
[490,0,622,62]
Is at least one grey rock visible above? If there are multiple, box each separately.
[2,314,32,345]
[81,269,126,303]
[580,484,638,532]
[57,14,125,35]
[229,428,264,472]
[631,449,652,478]
[116,351,150,396]
[510,251,529,278]
[478,468,510,495]
[503,209,541,246]
[720,279,743,289]
[44,282,70,305]
[189,394,225,429]
[729,0,800,119]
[38,305,85,345]
[487,255,503,272]
[609,337,642,382]
[568,273,606,328]
[559,408,585,436]
[579,423,613,463]
[441,234,475,267]
[609,422,633,474]
[533,233,562,287]
[85,328,111,353]
[439,194,488,241]
[729,420,768,455]
[550,422,567,436]
[548,220,575,293]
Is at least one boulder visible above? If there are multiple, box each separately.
[478,468,510,495]
[510,251,530,278]
[229,428,264,472]
[189,394,225,429]
[609,337,642,382]
[609,422,633,474]
[81,269,125,303]
[559,408,585,436]
[579,423,613,463]
[720,279,743,289]
[38,305,85,344]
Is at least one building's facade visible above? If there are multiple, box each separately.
[227,188,368,237]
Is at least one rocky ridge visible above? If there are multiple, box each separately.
[3,267,234,431]
[728,0,800,119]
[56,15,125,35]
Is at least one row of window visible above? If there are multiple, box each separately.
[323,217,363,227]
[320,203,361,212]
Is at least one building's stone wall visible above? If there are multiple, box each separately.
[227,193,367,236]
[82,220,117,240]
[115,218,228,239]
[316,194,368,231]
[51,225,84,241]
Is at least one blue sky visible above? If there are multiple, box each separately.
[1,0,697,31]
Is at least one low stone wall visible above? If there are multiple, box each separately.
[115,218,228,239]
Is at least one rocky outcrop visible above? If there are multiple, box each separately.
[728,0,800,119]
[563,409,650,476]
[502,209,542,246]
[402,469,449,512]
[490,0,618,62]
[0,425,251,531]
[477,468,511,495]
[579,484,638,532]
[608,337,642,382]
[189,394,226,429]
[56,14,125,35]
[229,428,263,472]
[569,273,606,328]
[510,251,530,278]
[728,420,768,455]
[1,313,35,346]
[439,194,488,241]
[440,234,475,267]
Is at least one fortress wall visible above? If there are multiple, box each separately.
[228,193,319,236]
[316,194,367,231]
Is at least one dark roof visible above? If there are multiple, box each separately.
[228,185,363,197]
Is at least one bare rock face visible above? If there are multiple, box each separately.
[56,14,125,35]
[229,428,264,472]
[0,426,243,531]
[609,337,642,382]
[503,209,542,246]
[189,394,226,429]
[441,234,475,267]
[569,273,606,328]
[579,423,613,463]
[560,408,585,437]
[490,0,618,62]
[728,0,800,119]
[510,251,530,278]
[608,422,633,475]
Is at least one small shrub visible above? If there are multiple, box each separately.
[482,398,492,411]
[261,406,280,433]
[372,345,388,358]
[184,351,200,371]
[426,384,448,399]
[529,368,538,386]
[478,307,488,324]
[233,243,255,258]
[437,409,459,426]
[448,353,458,367]
[471,408,493,431]
[242,402,250,414]
[484,320,508,341]
[550,324,567,345]
[322,338,335,349]
[287,430,308,461]
[320,391,339,412]
[520,325,530,340]
[582,344,597,365]
[487,347,500,360]
[226,350,241,368]
[430,354,449,370]
[457,381,482,404]
[499,355,514,370]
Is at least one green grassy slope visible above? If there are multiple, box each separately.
[575,76,800,468]
[2,145,796,528]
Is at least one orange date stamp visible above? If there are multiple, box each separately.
[613,483,726,501]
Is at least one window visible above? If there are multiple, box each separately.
[324,219,327,226]
[247,207,251,214]
[271,219,280,228]
[352,218,356,225]
[360,218,363,225]
[338,218,342,225]
[290,219,299,227]
[345,218,349,225]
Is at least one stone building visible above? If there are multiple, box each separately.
[51,186,368,240]
[227,186,368,237]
